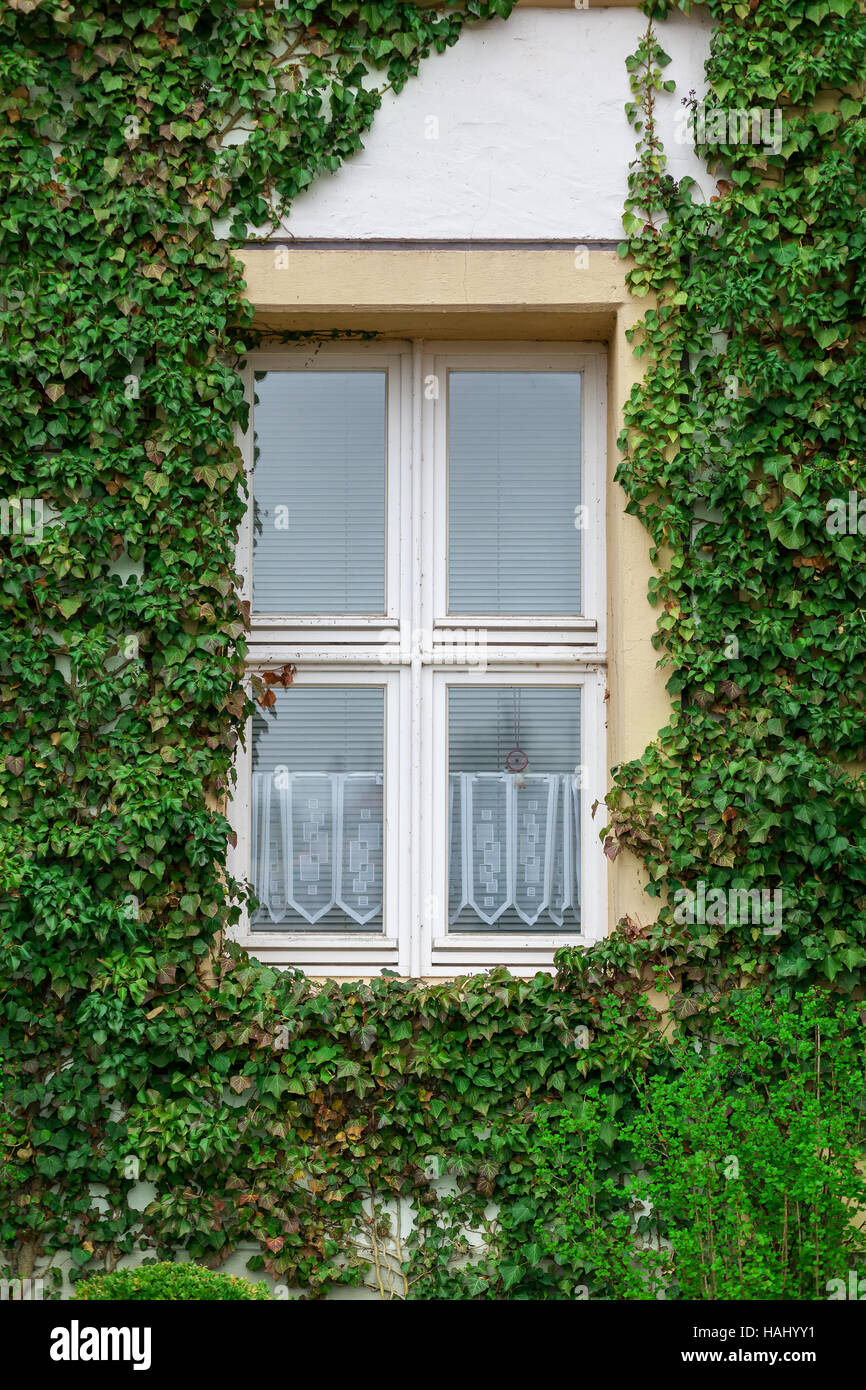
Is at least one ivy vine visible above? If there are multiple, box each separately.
[1,0,864,1299]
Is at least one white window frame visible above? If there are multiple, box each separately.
[229,341,607,977]
[424,665,608,977]
[422,343,607,660]
[228,664,406,975]
[236,345,410,657]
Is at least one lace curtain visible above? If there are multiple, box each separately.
[251,769,579,931]
[449,772,580,929]
[252,771,384,927]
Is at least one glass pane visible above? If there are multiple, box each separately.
[448,687,581,932]
[251,687,384,932]
[252,371,386,614]
[448,371,581,615]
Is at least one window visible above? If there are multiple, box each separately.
[230,342,607,976]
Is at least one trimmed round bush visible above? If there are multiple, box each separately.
[72,1261,274,1301]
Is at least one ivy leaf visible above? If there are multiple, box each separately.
[142,471,169,493]
[782,471,806,497]
[814,326,840,349]
[500,1262,523,1291]
[353,1025,378,1052]
[195,465,220,489]
[671,993,701,1020]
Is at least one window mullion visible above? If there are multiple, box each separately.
[408,340,426,977]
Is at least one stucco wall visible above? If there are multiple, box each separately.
[278,7,714,242]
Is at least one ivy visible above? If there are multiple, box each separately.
[1,0,865,1299]
[608,0,866,998]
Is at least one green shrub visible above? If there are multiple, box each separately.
[530,989,866,1301]
[72,1261,274,1301]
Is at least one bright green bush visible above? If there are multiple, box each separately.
[531,989,866,1301]
[72,1261,274,1301]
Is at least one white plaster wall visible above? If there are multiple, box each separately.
[281,8,714,242]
